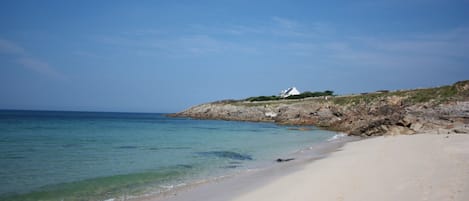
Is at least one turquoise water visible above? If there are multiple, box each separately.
[0,110,337,201]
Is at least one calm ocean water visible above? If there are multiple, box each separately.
[0,110,340,201]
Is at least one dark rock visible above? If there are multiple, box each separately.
[453,128,469,134]
[276,158,295,162]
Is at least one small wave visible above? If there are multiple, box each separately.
[175,183,186,187]
[159,184,174,189]
[159,183,186,190]
[327,133,347,141]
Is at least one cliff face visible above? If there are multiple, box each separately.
[171,81,469,137]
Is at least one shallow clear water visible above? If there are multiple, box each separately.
[0,110,337,200]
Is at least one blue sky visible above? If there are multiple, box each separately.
[1,0,469,113]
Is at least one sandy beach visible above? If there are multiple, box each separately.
[155,133,469,201]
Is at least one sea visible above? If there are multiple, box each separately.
[0,110,350,201]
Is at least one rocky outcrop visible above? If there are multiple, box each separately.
[170,81,469,137]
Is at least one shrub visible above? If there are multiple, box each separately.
[245,90,335,102]
[245,96,281,102]
[285,90,334,99]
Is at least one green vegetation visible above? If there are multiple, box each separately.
[332,93,388,106]
[285,90,334,100]
[245,95,281,102]
[238,81,468,106]
[331,82,465,106]
[405,85,458,104]
[245,90,334,102]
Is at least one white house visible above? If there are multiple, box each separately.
[279,87,300,98]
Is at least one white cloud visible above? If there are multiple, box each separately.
[324,27,469,68]
[0,39,25,54]
[94,17,325,58]
[272,17,299,29]
[351,29,469,60]
[0,38,66,80]
[97,31,261,58]
[178,35,227,55]
[224,25,264,35]
[121,29,165,36]
[94,18,469,71]
[269,17,315,38]
[16,57,66,80]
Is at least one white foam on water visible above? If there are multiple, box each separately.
[327,133,347,141]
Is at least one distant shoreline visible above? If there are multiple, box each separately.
[171,80,469,137]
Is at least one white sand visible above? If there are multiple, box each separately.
[152,134,469,201]
[232,134,469,201]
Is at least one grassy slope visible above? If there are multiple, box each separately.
[226,80,468,107]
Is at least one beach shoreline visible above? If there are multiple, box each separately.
[133,133,360,201]
[0,112,350,201]
[142,133,469,201]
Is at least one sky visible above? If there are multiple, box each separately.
[1,0,469,113]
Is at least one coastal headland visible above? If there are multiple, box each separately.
[155,81,469,201]
[171,80,469,137]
